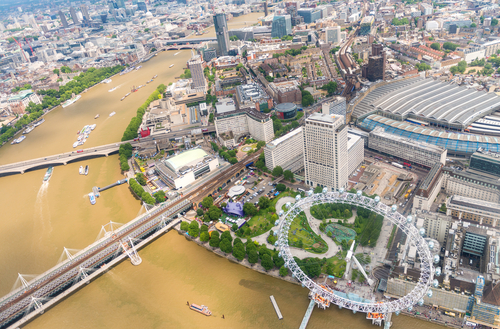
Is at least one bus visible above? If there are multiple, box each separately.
[444,311,456,317]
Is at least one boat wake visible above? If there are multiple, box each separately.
[33,181,53,246]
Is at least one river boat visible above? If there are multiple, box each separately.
[10,138,18,145]
[121,96,126,101]
[102,79,112,84]
[109,112,116,117]
[131,86,138,92]
[136,65,142,70]
[153,75,158,79]
[88,192,96,205]
[90,124,97,131]
[79,166,83,175]
[43,167,53,182]
[125,92,130,97]
[189,304,211,316]
[95,114,99,119]
[174,52,180,56]
[62,95,81,108]
[23,126,34,134]
[73,141,79,148]
[85,165,89,176]
[169,64,174,68]
[108,86,117,92]
[16,135,26,144]
[33,118,45,127]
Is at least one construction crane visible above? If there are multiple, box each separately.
[11,36,28,62]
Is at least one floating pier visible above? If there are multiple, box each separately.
[299,299,316,329]
[269,295,283,320]
[92,178,128,197]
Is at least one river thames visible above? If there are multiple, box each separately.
[0,13,443,329]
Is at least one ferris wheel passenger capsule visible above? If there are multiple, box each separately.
[279,210,284,217]
[427,290,433,298]
[357,190,362,197]
[391,204,397,212]
[419,227,426,236]
[339,187,345,194]
[418,299,424,306]
[374,195,380,203]
[435,267,441,276]
[408,306,413,312]
[428,241,434,250]
[433,279,439,288]
[406,215,413,223]
[433,255,440,264]
[273,230,277,236]
[295,195,301,201]
[395,311,400,316]
[322,187,328,194]
[286,202,291,209]
[307,190,313,196]
[274,241,278,247]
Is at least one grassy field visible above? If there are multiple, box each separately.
[288,212,328,253]
[323,253,347,278]
[243,191,297,238]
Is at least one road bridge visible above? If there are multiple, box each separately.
[0,126,215,177]
[0,151,260,328]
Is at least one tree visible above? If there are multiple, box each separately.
[493,18,499,26]
[283,170,294,181]
[243,202,258,216]
[209,231,220,248]
[276,183,286,192]
[314,185,323,193]
[248,249,259,264]
[60,66,72,73]
[232,242,246,260]
[443,42,460,51]
[471,22,477,27]
[202,196,213,209]
[142,192,156,205]
[136,173,147,186]
[209,113,214,123]
[261,254,274,271]
[180,69,191,79]
[196,208,204,217]
[430,43,441,51]
[53,68,60,76]
[256,141,266,149]
[200,231,210,242]
[188,221,200,238]
[229,157,238,165]
[210,142,219,152]
[415,63,432,72]
[180,221,189,231]
[220,238,233,253]
[221,230,233,243]
[258,196,271,209]
[301,90,314,107]
[279,265,289,277]
[207,205,222,221]
[272,166,283,177]
[229,35,239,41]
[154,190,166,203]
[111,34,117,38]
[321,81,338,96]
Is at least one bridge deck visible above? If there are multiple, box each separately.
[299,299,316,329]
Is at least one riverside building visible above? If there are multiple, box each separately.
[303,113,348,191]
[264,127,304,172]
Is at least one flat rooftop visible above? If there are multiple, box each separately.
[371,127,446,154]
[306,112,344,125]
[165,148,209,172]
[266,127,302,149]
[449,195,500,214]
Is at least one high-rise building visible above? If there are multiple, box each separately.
[297,8,321,24]
[187,55,205,89]
[271,15,292,39]
[137,1,148,12]
[117,0,126,9]
[203,48,217,62]
[214,13,230,56]
[469,149,500,178]
[264,127,304,173]
[58,10,69,28]
[325,26,341,44]
[80,5,91,22]
[303,113,348,191]
[100,14,108,23]
[70,7,80,25]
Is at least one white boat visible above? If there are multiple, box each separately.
[108,87,117,92]
[23,126,34,134]
[174,52,180,56]
[95,114,99,119]
[33,118,45,127]
[102,79,112,84]
[109,112,116,117]
[79,166,84,175]
[89,192,96,205]
[169,64,174,68]
[62,95,81,108]
[90,124,96,131]
[136,66,142,70]
[85,165,89,175]
[73,141,79,148]
[16,135,26,144]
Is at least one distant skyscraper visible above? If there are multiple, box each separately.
[58,10,69,28]
[70,7,80,25]
[117,0,126,9]
[100,14,108,23]
[214,13,229,56]
[303,113,348,191]
[271,15,292,39]
[137,1,148,12]
[188,55,205,89]
[80,5,91,22]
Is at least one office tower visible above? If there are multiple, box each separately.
[264,127,304,172]
[100,14,108,23]
[271,15,292,39]
[58,11,69,28]
[303,113,348,191]
[117,0,126,9]
[372,43,383,56]
[41,25,49,33]
[70,7,80,25]
[325,26,341,44]
[264,0,269,17]
[187,55,205,89]
[80,5,91,22]
[137,1,148,12]
[214,13,229,56]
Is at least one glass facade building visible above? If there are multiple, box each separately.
[271,15,292,38]
[360,114,500,156]
[214,13,230,56]
[297,9,321,23]
[469,151,500,178]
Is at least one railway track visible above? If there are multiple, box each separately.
[0,151,261,327]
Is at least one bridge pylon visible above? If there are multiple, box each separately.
[120,237,142,266]
[28,296,44,315]
[97,221,124,240]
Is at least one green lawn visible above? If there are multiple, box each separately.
[322,253,347,278]
[242,191,298,238]
[288,212,328,253]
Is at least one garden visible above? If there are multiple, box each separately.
[288,211,328,253]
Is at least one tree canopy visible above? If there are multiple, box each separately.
[430,43,441,51]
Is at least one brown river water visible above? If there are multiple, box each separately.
[0,13,442,329]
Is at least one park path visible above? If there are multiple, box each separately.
[302,207,339,258]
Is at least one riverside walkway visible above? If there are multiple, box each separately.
[0,126,215,176]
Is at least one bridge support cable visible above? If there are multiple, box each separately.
[120,238,142,266]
